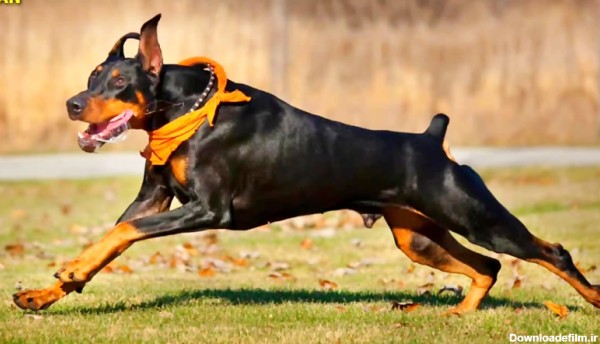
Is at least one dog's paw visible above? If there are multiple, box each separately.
[13,288,60,311]
[54,259,93,283]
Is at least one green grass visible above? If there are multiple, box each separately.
[0,167,599,343]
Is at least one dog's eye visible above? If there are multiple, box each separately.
[113,76,128,87]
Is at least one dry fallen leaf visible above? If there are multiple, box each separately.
[407,264,416,274]
[300,238,313,250]
[391,301,420,312]
[333,267,357,276]
[511,276,523,289]
[380,278,405,288]
[200,232,219,246]
[117,265,133,274]
[182,242,199,257]
[268,272,296,281]
[543,300,569,318]
[149,252,164,265]
[69,224,87,234]
[10,209,27,220]
[198,267,216,277]
[222,255,249,267]
[102,262,117,273]
[416,282,434,296]
[60,204,72,215]
[319,279,339,290]
[438,285,463,297]
[5,243,25,257]
[510,259,522,275]
[267,261,290,271]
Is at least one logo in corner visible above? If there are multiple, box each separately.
[0,0,21,4]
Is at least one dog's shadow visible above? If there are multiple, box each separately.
[52,288,553,315]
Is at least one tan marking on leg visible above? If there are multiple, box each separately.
[169,155,188,186]
[55,222,144,283]
[384,207,499,313]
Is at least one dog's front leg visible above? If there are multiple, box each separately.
[13,202,231,311]
[116,165,174,223]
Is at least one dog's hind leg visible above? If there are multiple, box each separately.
[411,164,600,308]
[384,207,501,313]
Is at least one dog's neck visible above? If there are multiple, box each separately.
[146,64,215,131]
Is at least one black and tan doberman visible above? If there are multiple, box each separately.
[14,14,600,313]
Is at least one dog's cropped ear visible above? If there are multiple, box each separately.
[106,32,140,62]
[137,14,163,78]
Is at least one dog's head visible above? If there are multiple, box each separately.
[67,14,164,152]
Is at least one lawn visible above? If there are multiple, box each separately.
[0,167,599,343]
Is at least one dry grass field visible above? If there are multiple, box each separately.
[0,0,598,153]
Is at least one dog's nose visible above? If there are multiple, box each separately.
[66,97,86,120]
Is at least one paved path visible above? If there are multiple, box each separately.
[1,148,600,181]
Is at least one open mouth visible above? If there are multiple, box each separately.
[77,110,134,152]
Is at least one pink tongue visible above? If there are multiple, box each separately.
[95,110,134,133]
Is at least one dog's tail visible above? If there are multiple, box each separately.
[424,113,449,141]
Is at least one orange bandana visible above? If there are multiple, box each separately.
[143,57,251,165]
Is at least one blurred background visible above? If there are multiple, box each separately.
[0,0,598,154]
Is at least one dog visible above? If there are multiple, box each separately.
[13,14,599,313]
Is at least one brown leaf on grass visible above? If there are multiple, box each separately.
[514,307,525,314]
[543,301,569,318]
[300,238,313,250]
[510,259,522,275]
[336,305,347,312]
[5,243,25,257]
[380,278,405,288]
[416,282,434,296]
[200,233,219,246]
[198,267,216,277]
[222,255,249,267]
[319,279,338,290]
[182,242,199,256]
[60,204,72,215]
[69,224,86,234]
[406,264,416,274]
[267,261,290,271]
[10,209,26,220]
[101,261,119,273]
[391,301,420,312]
[149,252,164,265]
[333,267,357,276]
[511,276,523,289]
[268,272,296,281]
[438,285,463,297]
[117,265,133,274]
